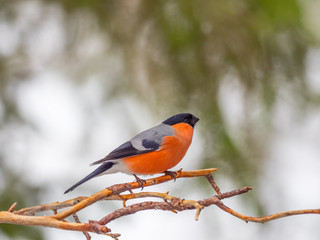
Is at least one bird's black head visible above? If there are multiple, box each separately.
[162,113,199,128]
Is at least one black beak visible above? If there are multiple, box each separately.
[192,116,200,127]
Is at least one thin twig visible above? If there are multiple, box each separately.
[73,213,91,240]
[8,202,17,213]
[105,232,121,240]
[215,202,320,223]
[205,174,221,194]
[14,197,87,215]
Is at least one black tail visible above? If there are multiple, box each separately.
[64,161,114,194]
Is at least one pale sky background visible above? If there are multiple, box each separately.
[0,1,320,240]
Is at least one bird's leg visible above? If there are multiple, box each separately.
[163,170,178,182]
[133,174,146,190]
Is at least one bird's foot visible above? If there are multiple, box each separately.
[164,170,178,182]
[133,174,146,190]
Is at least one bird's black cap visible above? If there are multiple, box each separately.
[162,113,199,128]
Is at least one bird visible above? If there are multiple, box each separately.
[64,113,199,194]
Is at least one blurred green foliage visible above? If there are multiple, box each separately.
[0,0,319,238]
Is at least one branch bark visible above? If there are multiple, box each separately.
[0,168,319,239]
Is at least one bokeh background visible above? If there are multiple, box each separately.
[1,0,320,239]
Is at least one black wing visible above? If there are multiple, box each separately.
[90,141,157,165]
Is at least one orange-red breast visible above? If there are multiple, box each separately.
[64,113,199,193]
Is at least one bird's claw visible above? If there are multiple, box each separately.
[133,174,146,190]
[164,170,178,182]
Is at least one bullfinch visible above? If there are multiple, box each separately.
[64,113,199,194]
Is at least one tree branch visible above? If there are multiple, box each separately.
[53,168,217,220]
[215,202,320,223]
[0,168,319,239]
